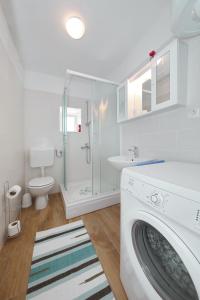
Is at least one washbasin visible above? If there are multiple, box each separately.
[108,156,150,171]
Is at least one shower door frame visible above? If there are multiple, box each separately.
[63,87,68,190]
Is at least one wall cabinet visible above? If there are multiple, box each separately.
[127,63,152,119]
[117,39,187,123]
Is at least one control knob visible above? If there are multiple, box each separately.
[150,192,163,205]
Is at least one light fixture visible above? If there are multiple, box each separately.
[65,17,85,39]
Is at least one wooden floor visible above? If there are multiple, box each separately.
[0,193,127,300]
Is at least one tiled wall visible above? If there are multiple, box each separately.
[120,107,200,163]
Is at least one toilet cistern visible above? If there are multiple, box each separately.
[28,147,55,210]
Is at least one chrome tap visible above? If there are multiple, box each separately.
[128,146,138,161]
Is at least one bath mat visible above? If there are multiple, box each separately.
[27,220,115,300]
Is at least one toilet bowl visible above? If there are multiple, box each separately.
[28,176,55,210]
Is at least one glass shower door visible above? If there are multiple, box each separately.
[92,81,120,195]
[62,88,68,190]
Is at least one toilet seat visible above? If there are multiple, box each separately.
[29,176,54,188]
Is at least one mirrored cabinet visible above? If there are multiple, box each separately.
[117,39,187,123]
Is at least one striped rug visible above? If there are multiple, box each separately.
[27,220,115,300]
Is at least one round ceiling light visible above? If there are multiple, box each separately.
[65,17,85,39]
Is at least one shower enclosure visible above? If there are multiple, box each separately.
[60,70,120,218]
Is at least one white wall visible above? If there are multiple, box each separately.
[24,71,65,95]
[109,4,172,83]
[24,89,63,192]
[0,6,24,248]
[23,74,94,190]
[109,5,200,164]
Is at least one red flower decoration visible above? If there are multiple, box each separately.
[78,124,81,132]
[149,50,156,59]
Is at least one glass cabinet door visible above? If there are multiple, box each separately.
[151,40,179,111]
[117,82,127,122]
[155,51,170,105]
[128,67,152,119]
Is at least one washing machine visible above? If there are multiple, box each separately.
[120,161,200,300]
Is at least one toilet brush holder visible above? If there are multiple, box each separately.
[22,193,32,208]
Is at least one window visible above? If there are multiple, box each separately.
[60,107,82,133]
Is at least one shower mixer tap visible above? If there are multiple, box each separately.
[81,143,91,164]
[81,143,90,150]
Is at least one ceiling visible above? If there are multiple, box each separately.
[2,0,169,78]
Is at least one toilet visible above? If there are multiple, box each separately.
[28,147,55,210]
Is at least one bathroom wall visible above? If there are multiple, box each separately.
[109,5,200,164]
[24,72,94,191]
[0,6,24,248]
[109,3,172,83]
[24,88,63,193]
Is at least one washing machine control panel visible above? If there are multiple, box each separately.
[124,175,167,211]
[122,171,200,234]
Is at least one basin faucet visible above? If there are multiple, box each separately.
[128,146,138,161]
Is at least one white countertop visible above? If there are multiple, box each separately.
[123,161,200,202]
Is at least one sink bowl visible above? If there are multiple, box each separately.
[107,156,149,171]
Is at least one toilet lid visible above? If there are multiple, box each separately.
[29,176,54,187]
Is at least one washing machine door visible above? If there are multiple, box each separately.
[130,211,200,300]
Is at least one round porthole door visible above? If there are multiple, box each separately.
[132,218,199,300]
